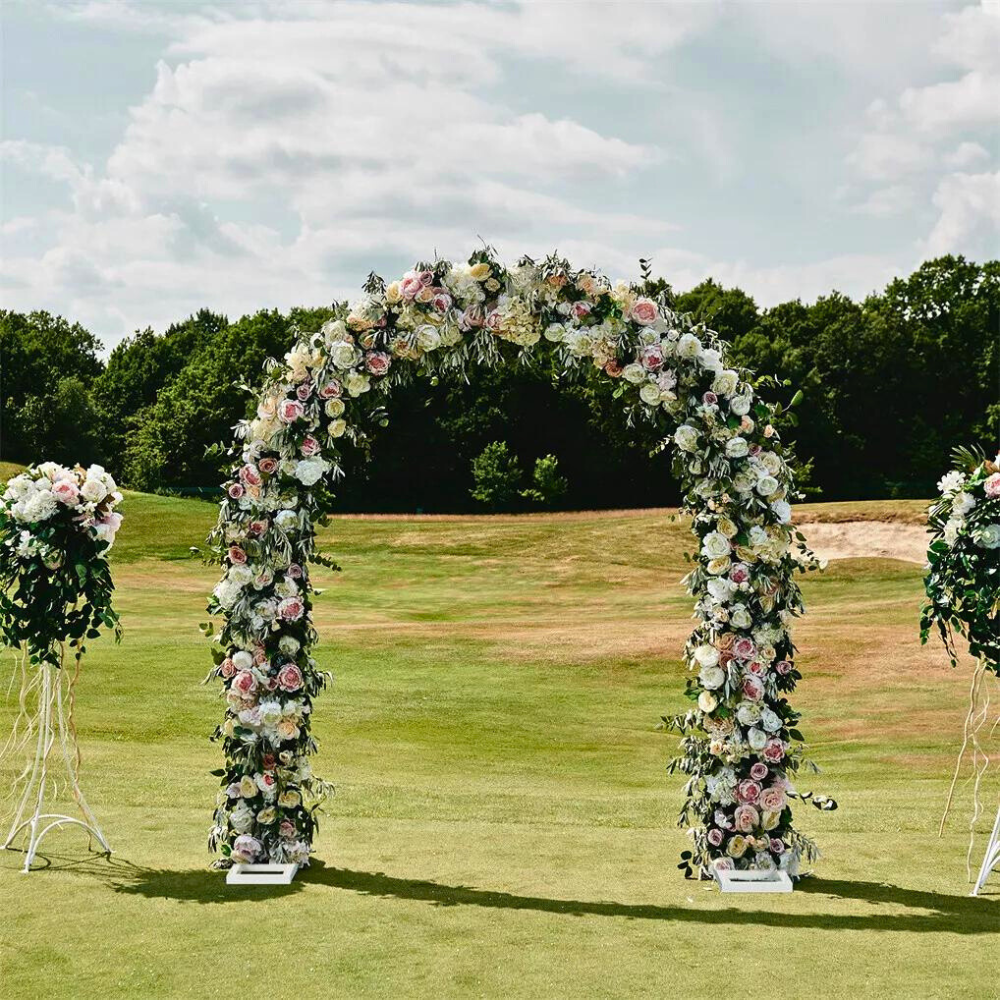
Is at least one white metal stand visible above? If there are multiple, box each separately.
[2,661,110,872]
[971,802,1000,897]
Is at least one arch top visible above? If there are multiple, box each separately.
[208,248,826,880]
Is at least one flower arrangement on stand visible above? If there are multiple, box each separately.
[205,249,832,877]
[0,462,123,869]
[922,447,1000,893]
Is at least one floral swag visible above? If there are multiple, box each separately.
[206,249,829,878]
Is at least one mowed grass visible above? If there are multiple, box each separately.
[1,494,998,1000]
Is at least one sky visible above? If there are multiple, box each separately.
[2,0,999,352]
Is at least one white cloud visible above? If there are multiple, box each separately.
[899,70,1000,134]
[846,133,931,181]
[849,185,915,218]
[923,170,1000,258]
[944,141,991,169]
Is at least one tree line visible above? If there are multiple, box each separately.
[1,255,996,510]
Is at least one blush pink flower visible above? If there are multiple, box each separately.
[258,457,279,475]
[248,518,269,536]
[737,779,762,804]
[277,663,304,692]
[640,344,664,371]
[605,360,623,378]
[748,660,767,676]
[52,479,80,505]
[277,399,305,424]
[231,835,262,863]
[365,352,391,376]
[630,299,659,326]
[318,381,342,400]
[227,483,245,500]
[985,473,1000,498]
[287,563,303,579]
[702,391,718,406]
[431,292,453,313]
[460,305,485,330]
[400,272,424,299]
[750,762,769,781]
[571,301,592,320]
[733,637,756,660]
[278,596,305,621]
[228,546,247,564]
[232,670,257,697]
[707,828,724,847]
[301,435,322,457]
[775,660,792,676]
[759,787,787,812]
[240,465,262,486]
[219,658,236,679]
[734,804,759,833]
[296,382,314,401]
[742,676,764,701]
[729,563,750,585]
[769,838,785,854]
[763,739,786,763]
[279,820,296,839]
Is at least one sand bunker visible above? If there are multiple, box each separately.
[796,520,929,564]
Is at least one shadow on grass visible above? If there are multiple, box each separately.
[100,858,1000,933]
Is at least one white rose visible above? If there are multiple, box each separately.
[973,523,1000,549]
[295,457,329,486]
[324,398,345,418]
[416,326,441,351]
[771,500,792,524]
[232,650,253,671]
[699,665,726,690]
[698,691,718,713]
[329,342,359,369]
[694,644,720,668]
[707,578,736,603]
[730,606,752,629]
[942,518,963,545]
[275,509,299,530]
[328,419,347,438]
[21,489,59,523]
[229,564,253,586]
[80,478,107,503]
[345,372,370,397]
[700,348,723,372]
[730,395,752,416]
[676,333,701,359]
[760,452,783,475]
[712,370,739,396]
[674,425,700,453]
[702,531,731,560]
[748,727,768,751]
[725,437,748,459]
[279,636,300,655]
[622,363,646,384]
[737,703,761,726]
[953,492,975,517]
[756,476,779,497]
[761,709,782,733]
[639,382,661,406]
[544,323,565,342]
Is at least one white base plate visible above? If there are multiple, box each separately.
[226,863,299,885]
[715,869,794,893]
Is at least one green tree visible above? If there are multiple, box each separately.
[16,376,102,466]
[520,454,568,506]
[469,441,523,510]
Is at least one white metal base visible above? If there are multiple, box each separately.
[971,803,1000,897]
[715,868,794,893]
[226,863,299,885]
[2,660,110,872]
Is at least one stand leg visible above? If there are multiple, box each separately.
[2,661,110,871]
[972,802,1000,897]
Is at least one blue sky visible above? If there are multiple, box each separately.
[2,1,998,351]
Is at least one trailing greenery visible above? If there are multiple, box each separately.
[2,255,996,507]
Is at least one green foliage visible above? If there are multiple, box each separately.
[520,454,568,507]
[470,441,523,510]
[17,376,102,466]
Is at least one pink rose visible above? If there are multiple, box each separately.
[400,272,424,300]
[742,676,764,702]
[985,473,1000,498]
[759,787,787,812]
[279,820,296,839]
[228,546,247,564]
[277,399,305,424]
[277,663,304,692]
[571,301,592,320]
[460,305,484,330]
[232,671,257,697]
[749,444,762,456]
[301,435,321,457]
[258,457,278,475]
[365,352,391,376]
[769,838,785,854]
[432,292,453,313]
[640,344,664,371]
[287,563,303,579]
[747,660,767,676]
[318,381,342,400]
[418,270,434,287]
[750,762,769,781]
[219,658,236,679]
[296,382,314,401]
[248,518,269,536]
[231,834,262,863]
[702,391,718,406]
[630,298,659,326]
[240,465,262,486]
[763,739,786,763]
[734,804,759,833]
[227,483,245,500]
[52,480,80,505]
[707,828,724,847]
[733,637,756,660]
[257,773,277,794]
[278,596,305,621]
[775,660,792,676]
[485,310,502,331]
[729,563,750,585]
[737,779,761,804]
[605,360,623,378]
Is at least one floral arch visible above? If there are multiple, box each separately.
[206,249,824,879]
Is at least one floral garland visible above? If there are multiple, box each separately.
[206,250,828,876]
[0,463,123,668]
[922,449,1000,673]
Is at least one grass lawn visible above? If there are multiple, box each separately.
[2,494,998,999]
